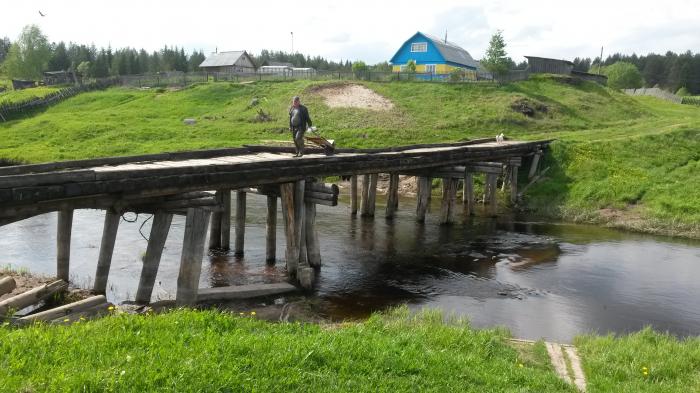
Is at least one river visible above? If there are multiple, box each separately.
[1,193,698,342]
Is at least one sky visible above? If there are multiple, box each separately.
[2,0,699,64]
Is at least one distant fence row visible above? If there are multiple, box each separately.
[0,78,120,121]
[118,70,498,88]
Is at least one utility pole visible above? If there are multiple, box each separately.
[598,46,604,74]
[291,32,294,53]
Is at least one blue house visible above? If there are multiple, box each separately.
[389,31,479,78]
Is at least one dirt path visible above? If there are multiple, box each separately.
[310,83,394,111]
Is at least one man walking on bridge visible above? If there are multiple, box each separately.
[289,96,312,157]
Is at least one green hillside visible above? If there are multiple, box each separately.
[0,76,698,236]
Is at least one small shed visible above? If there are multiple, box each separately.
[43,71,74,85]
[524,56,574,75]
[199,51,256,74]
[11,79,36,90]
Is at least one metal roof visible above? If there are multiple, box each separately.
[525,56,575,66]
[422,33,479,69]
[199,51,247,67]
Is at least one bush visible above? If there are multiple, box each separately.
[449,69,464,82]
[602,61,644,90]
[676,86,690,96]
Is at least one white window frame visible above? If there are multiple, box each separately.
[425,64,436,74]
[399,65,407,72]
[410,42,428,52]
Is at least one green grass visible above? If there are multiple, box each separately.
[0,307,575,392]
[0,75,698,236]
[576,328,700,392]
[0,85,62,105]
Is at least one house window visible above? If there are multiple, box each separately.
[425,64,436,74]
[411,42,428,52]
[399,65,407,72]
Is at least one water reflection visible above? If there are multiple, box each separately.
[0,192,699,342]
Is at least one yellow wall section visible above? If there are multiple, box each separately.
[391,64,477,79]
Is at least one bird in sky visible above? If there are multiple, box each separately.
[38,10,46,17]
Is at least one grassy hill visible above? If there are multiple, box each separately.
[0,76,698,236]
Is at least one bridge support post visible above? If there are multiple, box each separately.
[364,173,378,217]
[221,190,231,249]
[234,191,246,256]
[528,150,542,179]
[416,176,431,223]
[305,202,321,268]
[463,171,474,216]
[485,173,498,217]
[360,174,370,216]
[440,178,458,225]
[266,195,277,263]
[280,181,304,276]
[176,208,210,306]
[510,164,520,204]
[93,210,120,294]
[56,209,74,282]
[385,173,399,219]
[350,175,358,216]
[208,191,223,249]
[136,212,173,304]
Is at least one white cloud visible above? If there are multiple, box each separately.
[2,0,699,65]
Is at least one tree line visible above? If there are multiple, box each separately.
[0,25,354,81]
[572,51,700,94]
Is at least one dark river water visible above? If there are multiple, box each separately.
[1,193,699,343]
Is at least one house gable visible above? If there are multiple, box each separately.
[390,32,446,66]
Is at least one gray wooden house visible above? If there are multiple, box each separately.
[198,51,256,73]
[524,56,574,75]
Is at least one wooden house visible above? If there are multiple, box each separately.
[199,51,256,73]
[389,31,479,78]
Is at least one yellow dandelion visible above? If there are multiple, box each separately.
[79,317,86,321]
[251,311,256,316]
[108,306,115,311]
[518,363,524,368]
[63,318,70,322]
[643,371,648,376]
[239,312,245,316]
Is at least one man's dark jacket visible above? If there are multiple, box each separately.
[289,104,312,130]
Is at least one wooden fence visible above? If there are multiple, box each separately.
[0,78,121,122]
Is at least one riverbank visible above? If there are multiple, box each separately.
[2,307,698,392]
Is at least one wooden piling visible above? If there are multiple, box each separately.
[135,212,173,304]
[528,150,542,179]
[510,165,519,203]
[234,191,246,256]
[305,202,321,267]
[293,180,306,271]
[439,178,458,225]
[176,208,211,306]
[385,173,399,219]
[93,210,120,294]
[360,174,370,216]
[366,173,378,217]
[463,171,474,216]
[56,209,74,282]
[266,195,277,263]
[486,173,498,217]
[350,175,358,216]
[221,190,231,249]
[0,277,16,296]
[208,191,223,249]
[416,176,431,223]
[280,182,298,275]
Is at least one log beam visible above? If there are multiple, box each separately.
[93,210,121,294]
[350,175,358,215]
[416,176,431,223]
[176,208,211,306]
[56,209,74,282]
[439,178,458,225]
[234,191,246,256]
[135,212,173,304]
[266,195,277,263]
[386,173,399,219]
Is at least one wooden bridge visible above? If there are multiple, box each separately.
[0,138,550,305]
